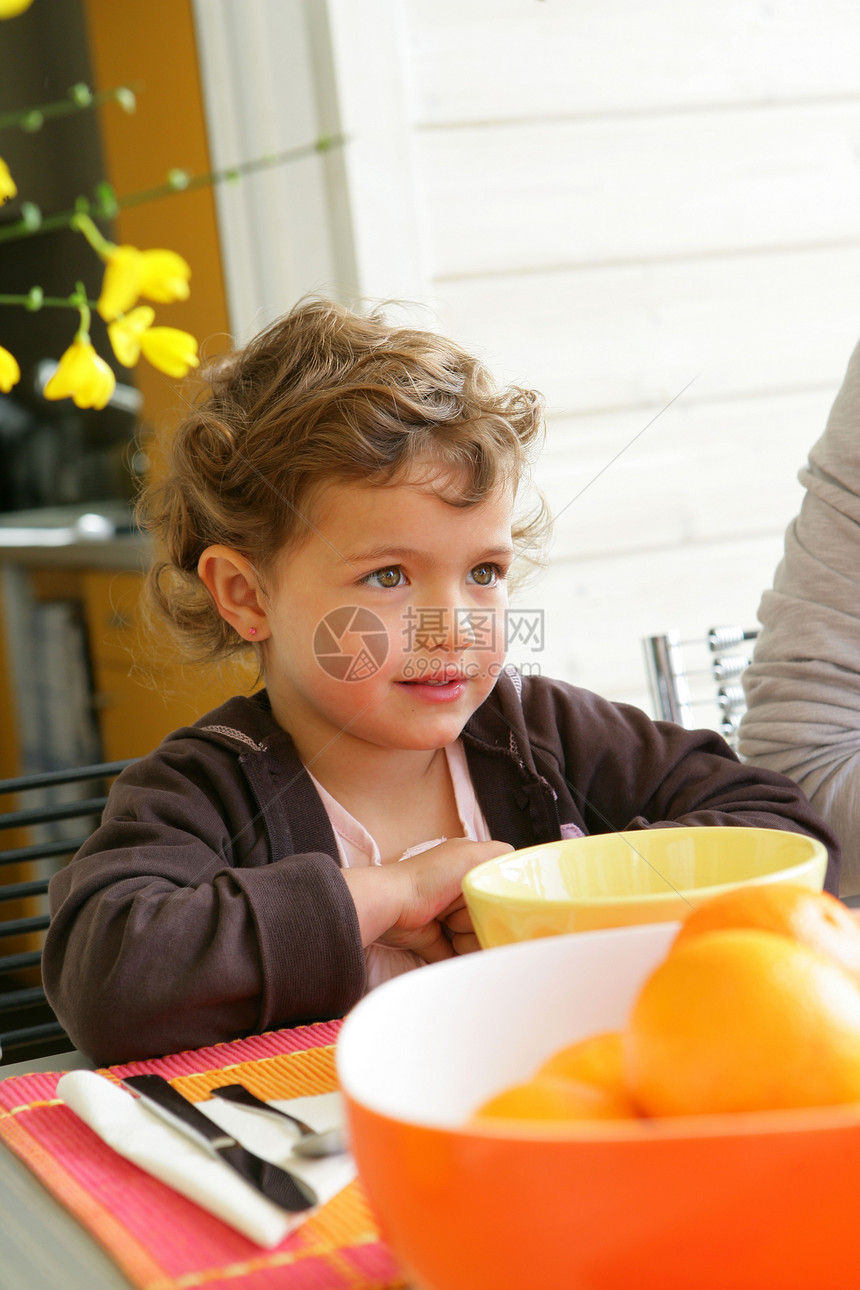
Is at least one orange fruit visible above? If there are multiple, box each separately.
[475,1031,641,1122]
[625,928,860,1116]
[674,882,860,977]
[534,1030,626,1096]
[473,1075,637,1123]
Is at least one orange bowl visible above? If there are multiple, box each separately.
[337,924,860,1290]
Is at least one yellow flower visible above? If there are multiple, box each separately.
[138,249,191,304]
[0,0,34,17]
[0,345,20,392]
[98,245,192,321]
[44,340,116,410]
[0,156,16,204]
[139,326,199,378]
[97,245,144,321]
[107,305,156,366]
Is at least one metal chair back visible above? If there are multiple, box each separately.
[643,626,759,748]
[0,760,135,1064]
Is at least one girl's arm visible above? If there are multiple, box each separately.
[43,747,510,1065]
[42,752,365,1066]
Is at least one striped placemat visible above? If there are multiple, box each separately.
[0,1022,406,1290]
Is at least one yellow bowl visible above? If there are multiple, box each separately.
[463,826,827,947]
[337,923,860,1290]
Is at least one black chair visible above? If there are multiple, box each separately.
[0,759,135,1065]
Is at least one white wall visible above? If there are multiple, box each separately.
[195,0,860,723]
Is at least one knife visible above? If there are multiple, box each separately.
[122,1074,318,1212]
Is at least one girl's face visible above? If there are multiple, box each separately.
[258,469,515,763]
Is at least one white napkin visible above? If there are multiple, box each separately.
[56,1071,355,1248]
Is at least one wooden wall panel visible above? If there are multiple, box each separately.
[417,104,860,278]
[433,248,860,416]
[403,0,860,121]
[537,388,832,562]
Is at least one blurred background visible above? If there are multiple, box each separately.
[2,0,860,774]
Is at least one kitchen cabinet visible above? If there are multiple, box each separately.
[0,526,257,774]
[79,568,257,761]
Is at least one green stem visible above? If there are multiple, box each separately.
[70,211,112,256]
[119,134,347,208]
[0,84,137,135]
[75,292,92,342]
[0,133,347,245]
[0,292,98,309]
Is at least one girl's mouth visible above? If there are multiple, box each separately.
[401,666,468,685]
[398,673,468,702]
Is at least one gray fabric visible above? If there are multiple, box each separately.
[740,337,860,896]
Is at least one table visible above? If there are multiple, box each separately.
[0,1047,128,1288]
[0,1027,407,1290]
[2,1129,131,1289]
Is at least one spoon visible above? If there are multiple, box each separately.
[211,1083,347,1157]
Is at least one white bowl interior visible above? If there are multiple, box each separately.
[337,922,677,1127]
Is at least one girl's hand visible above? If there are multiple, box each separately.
[379,893,478,960]
[440,900,480,956]
[343,837,513,965]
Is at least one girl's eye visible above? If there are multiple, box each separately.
[361,566,405,589]
[469,563,502,587]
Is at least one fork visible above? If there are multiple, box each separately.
[211,1083,347,1157]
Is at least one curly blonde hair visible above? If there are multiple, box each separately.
[138,298,550,662]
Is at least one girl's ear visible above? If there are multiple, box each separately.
[197,545,270,641]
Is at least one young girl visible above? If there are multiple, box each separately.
[43,299,840,1065]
